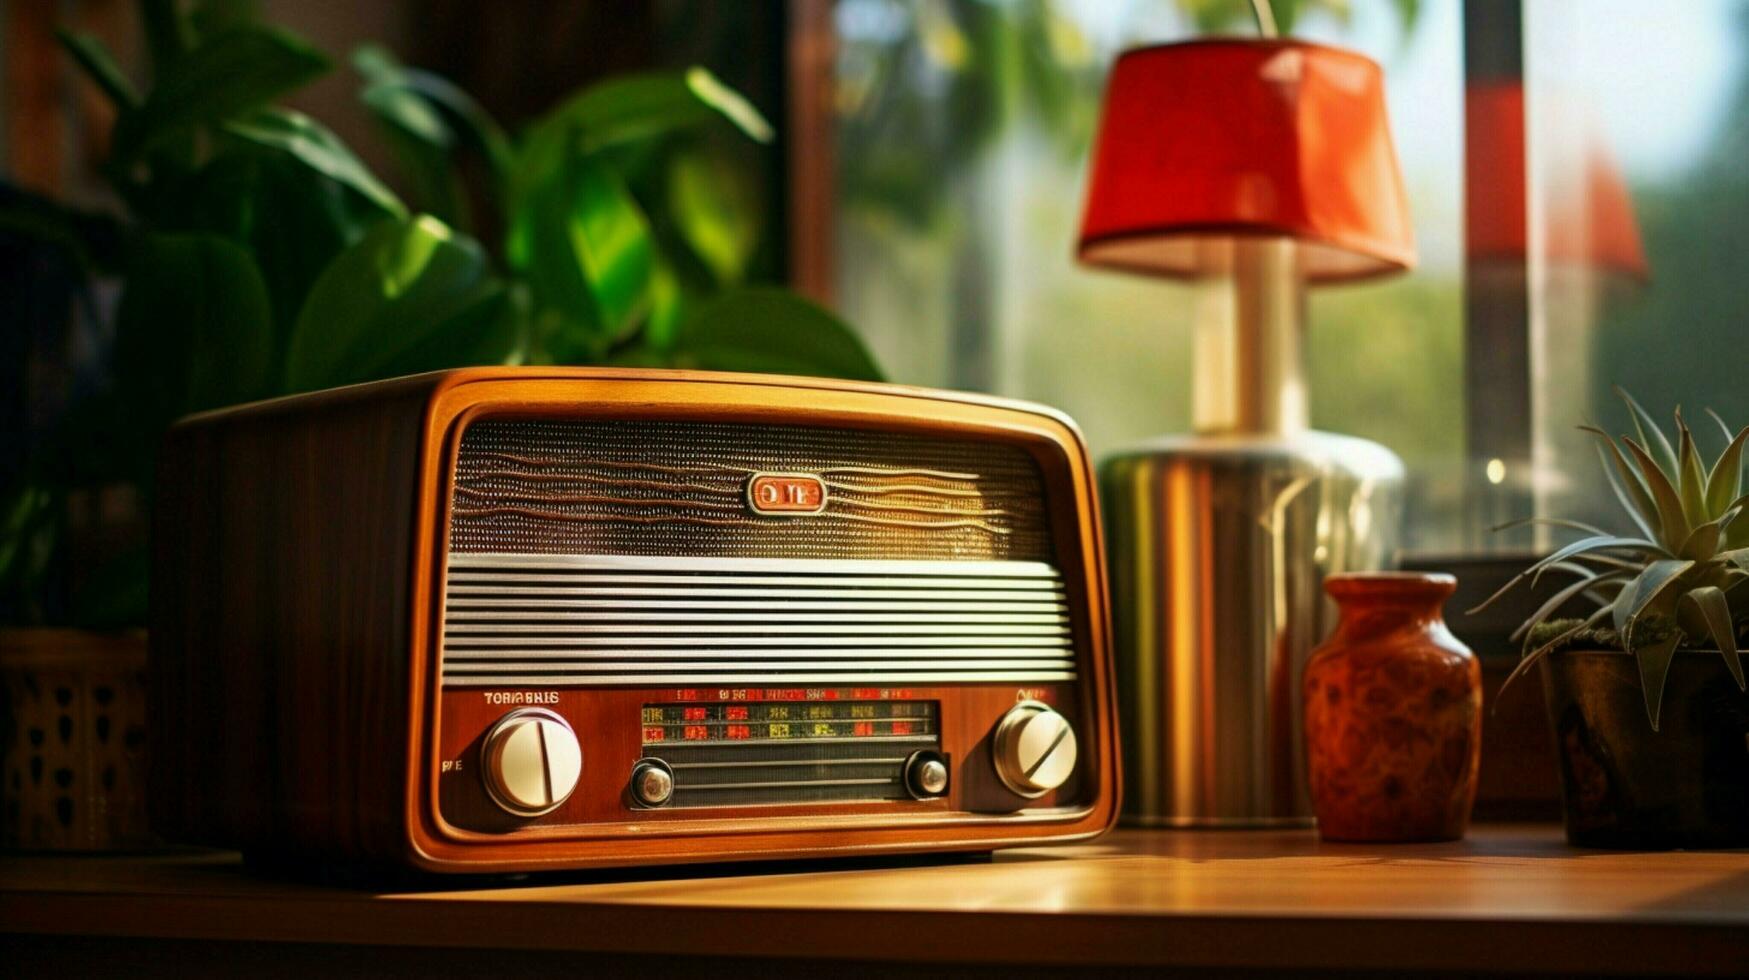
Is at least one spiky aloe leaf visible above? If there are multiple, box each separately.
[1706,408,1735,444]
[1618,386,1679,477]
[1677,415,1710,526]
[1491,517,1610,537]
[1720,547,1749,573]
[1583,426,1660,543]
[1630,626,1682,731]
[1681,585,1745,691]
[1499,605,1613,701]
[1678,516,1728,562]
[1613,558,1695,636]
[1510,570,1631,644]
[1705,426,1749,517]
[1468,558,1627,616]
[1530,534,1669,589]
[1622,438,1692,550]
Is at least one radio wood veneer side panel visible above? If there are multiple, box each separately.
[151,381,437,864]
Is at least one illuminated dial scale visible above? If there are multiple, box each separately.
[477,694,1076,817]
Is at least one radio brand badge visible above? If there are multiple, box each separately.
[747,473,828,515]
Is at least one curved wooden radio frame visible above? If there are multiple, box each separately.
[151,368,1119,873]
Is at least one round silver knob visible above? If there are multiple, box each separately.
[992,701,1078,798]
[481,708,582,817]
[904,750,949,799]
[630,759,675,808]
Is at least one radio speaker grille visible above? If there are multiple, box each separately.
[440,555,1076,687]
[449,419,1052,562]
[442,418,1076,688]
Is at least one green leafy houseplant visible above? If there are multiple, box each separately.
[1476,389,1749,730]
[0,2,882,627]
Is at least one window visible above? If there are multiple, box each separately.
[830,0,1465,551]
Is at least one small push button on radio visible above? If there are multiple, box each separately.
[481,708,582,817]
[903,750,950,799]
[992,701,1078,798]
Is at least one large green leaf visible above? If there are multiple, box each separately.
[112,25,330,165]
[672,287,884,381]
[113,233,274,431]
[284,215,512,391]
[140,0,193,77]
[355,46,514,193]
[668,146,761,284]
[532,66,771,155]
[222,108,405,218]
[172,125,402,343]
[514,153,654,350]
[516,67,773,204]
[189,0,261,42]
[56,31,139,109]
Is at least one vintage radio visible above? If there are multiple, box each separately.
[151,368,1118,872]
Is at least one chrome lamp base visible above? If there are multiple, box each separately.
[1103,429,1404,828]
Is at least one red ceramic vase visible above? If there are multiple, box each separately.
[1304,573,1481,842]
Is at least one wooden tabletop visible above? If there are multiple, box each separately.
[4,825,1748,975]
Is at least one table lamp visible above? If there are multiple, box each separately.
[1078,38,1416,827]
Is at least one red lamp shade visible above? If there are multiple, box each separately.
[1077,39,1416,282]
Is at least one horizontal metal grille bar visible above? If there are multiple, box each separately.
[440,554,1076,686]
[448,612,1065,625]
[444,623,1068,636]
[442,635,1071,648]
[449,553,1060,576]
[442,671,1076,687]
[447,599,1067,612]
[444,647,1070,661]
[448,581,1064,595]
[445,659,1070,673]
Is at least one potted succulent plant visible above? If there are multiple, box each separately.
[1477,390,1749,848]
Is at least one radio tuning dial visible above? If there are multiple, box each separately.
[481,709,582,817]
[992,701,1078,798]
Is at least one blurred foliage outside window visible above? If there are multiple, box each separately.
[1528,0,1749,540]
[836,0,1465,554]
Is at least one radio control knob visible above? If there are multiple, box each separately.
[904,750,950,799]
[630,759,675,808]
[481,709,582,817]
[992,701,1078,798]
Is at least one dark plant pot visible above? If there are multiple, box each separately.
[1540,649,1749,849]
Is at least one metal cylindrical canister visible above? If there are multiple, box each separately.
[1103,430,1403,826]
